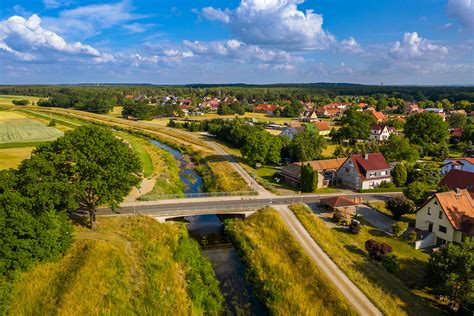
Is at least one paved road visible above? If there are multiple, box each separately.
[276,205,382,316]
[97,192,401,216]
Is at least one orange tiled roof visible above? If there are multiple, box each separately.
[435,189,474,230]
[314,121,330,131]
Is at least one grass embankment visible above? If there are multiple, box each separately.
[225,208,356,315]
[0,95,40,107]
[26,107,249,192]
[368,200,416,226]
[290,203,442,316]
[6,216,223,315]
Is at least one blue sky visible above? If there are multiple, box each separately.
[0,0,473,84]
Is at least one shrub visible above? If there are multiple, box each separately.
[404,231,417,243]
[387,197,416,220]
[404,181,431,206]
[379,181,396,188]
[392,163,408,187]
[382,253,400,273]
[349,220,361,234]
[392,221,409,238]
[365,239,393,261]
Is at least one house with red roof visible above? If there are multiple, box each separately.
[442,157,474,175]
[313,120,331,136]
[439,169,474,192]
[336,152,392,190]
[253,103,278,115]
[368,110,386,123]
[320,196,359,221]
[415,189,474,248]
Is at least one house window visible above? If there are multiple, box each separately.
[380,170,387,176]
[439,211,443,219]
[427,207,431,215]
[439,225,447,233]
[368,172,376,177]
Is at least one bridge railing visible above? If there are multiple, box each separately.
[134,203,270,216]
[138,190,258,201]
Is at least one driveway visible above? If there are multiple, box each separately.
[357,204,396,234]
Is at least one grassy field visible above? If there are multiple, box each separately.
[0,111,63,144]
[5,216,223,315]
[225,208,356,315]
[26,107,249,192]
[368,200,416,226]
[0,95,40,107]
[0,147,34,170]
[290,203,443,316]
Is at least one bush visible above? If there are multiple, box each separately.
[404,231,417,243]
[392,221,409,238]
[349,221,361,234]
[404,181,432,206]
[379,181,396,188]
[382,253,400,273]
[387,197,416,220]
[365,239,393,261]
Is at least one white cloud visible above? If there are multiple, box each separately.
[201,7,230,23]
[332,62,354,74]
[122,23,155,33]
[339,37,363,54]
[389,32,448,60]
[447,0,474,29]
[198,0,335,50]
[0,14,112,62]
[183,39,301,65]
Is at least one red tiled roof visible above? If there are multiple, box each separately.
[320,196,358,208]
[254,104,277,111]
[314,121,330,131]
[439,169,474,192]
[450,128,464,138]
[435,189,474,231]
[350,152,390,175]
[370,111,385,121]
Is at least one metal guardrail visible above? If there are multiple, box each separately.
[138,190,258,200]
[129,202,270,216]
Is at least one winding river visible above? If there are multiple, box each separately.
[149,139,266,315]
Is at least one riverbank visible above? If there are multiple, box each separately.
[2,216,223,315]
[225,208,356,315]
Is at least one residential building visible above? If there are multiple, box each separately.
[279,126,304,140]
[300,110,318,122]
[368,124,395,141]
[253,104,278,115]
[415,189,474,249]
[337,153,392,190]
[314,121,331,136]
[424,108,446,121]
[439,169,474,192]
[279,158,346,188]
[442,157,474,175]
[368,110,386,123]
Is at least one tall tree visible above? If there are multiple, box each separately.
[404,112,449,155]
[334,107,376,143]
[381,135,420,162]
[392,163,408,187]
[30,125,142,229]
[300,164,318,192]
[425,242,474,309]
[290,129,326,161]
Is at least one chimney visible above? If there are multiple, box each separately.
[455,188,462,198]
[364,153,369,160]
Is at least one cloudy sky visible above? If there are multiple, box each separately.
[0,0,473,85]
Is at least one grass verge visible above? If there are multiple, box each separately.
[225,208,356,315]
[5,216,223,315]
[290,203,443,316]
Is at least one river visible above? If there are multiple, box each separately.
[149,138,266,315]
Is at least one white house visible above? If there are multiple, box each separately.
[368,124,395,141]
[441,158,474,175]
[336,152,392,190]
[415,189,474,249]
[279,127,304,141]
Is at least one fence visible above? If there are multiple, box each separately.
[136,202,270,216]
[138,190,258,201]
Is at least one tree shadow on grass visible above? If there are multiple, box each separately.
[343,244,366,257]
[68,209,89,227]
[367,228,390,237]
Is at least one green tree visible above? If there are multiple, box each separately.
[387,197,416,220]
[425,242,474,308]
[448,113,467,129]
[281,100,303,117]
[392,163,408,187]
[334,107,376,143]
[31,126,142,229]
[404,112,449,155]
[290,129,326,161]
[241,131,282,165]
[404,181,431,206]
[300,164,318,192]
[392,221,409,238]
[381,135,419,162]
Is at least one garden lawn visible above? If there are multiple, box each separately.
[368,200,416,226]
[290,203,442,316]
[225,208,356,315]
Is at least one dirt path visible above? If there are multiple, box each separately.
[275,205,382,316]
[124,178,156,203]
